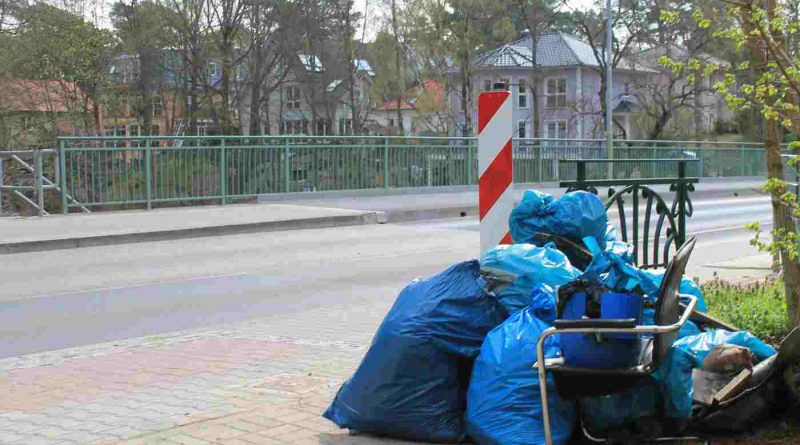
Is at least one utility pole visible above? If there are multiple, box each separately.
[605,0,614,178]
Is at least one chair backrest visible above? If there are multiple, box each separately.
[652,237,697,368]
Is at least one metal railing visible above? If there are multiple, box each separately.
[54,135,768,213]
[1,149,58,216]
[560,159,699,267]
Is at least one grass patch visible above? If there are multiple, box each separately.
[701,278,789,340]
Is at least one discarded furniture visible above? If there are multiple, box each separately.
[534,238,701,445]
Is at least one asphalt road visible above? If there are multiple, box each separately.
[0,191,773,359]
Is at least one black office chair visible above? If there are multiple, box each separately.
[534,237,700,445]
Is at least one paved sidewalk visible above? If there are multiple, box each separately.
[257,177,767,221]
[0,204,385,254]
[0,290,412,444]
[0,177,765,254]
[700,253,775,284]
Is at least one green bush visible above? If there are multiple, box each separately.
[701,279,789,340]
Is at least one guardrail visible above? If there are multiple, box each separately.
[55,135,768,213]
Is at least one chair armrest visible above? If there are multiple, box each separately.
[553,318,637,329]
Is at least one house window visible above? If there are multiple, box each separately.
[518,79,528,108]
[388,117,395,127]
[284,85,301,110]
[208,62,219,80]
[315,119,330,135]
[339,118,352,135]
[282,120,307,134]
[496,78,510,90]
[517,120,528,139]
[152,96,164,117]
[545,78,567,108]
[545,120,568,139]
[483,79,492,92]
[195,120,212,136]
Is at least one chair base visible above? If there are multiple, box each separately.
[554,372,649,398]
[576,417,711,445]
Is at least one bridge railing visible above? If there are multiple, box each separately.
[55,135,767,212]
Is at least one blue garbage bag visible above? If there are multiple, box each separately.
[323,261,505,442]
[466,284,576,445]
[581,237,708,312]
[638,268,707,312]
[652,330,777,418]
[480,244,581,317]
[510,190,608,247]
[582,378,661,432]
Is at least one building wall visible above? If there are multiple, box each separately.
[450,67,647,139]
[239,73,373,136]
[0,111,88,148]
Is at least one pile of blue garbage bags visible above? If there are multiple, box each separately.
[323,190,778,444]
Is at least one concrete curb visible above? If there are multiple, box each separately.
[0,211,386,255]
[385,206,477,222]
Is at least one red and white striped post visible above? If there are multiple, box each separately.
[478,90,514,256]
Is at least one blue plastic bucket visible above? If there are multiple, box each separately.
[560,291,643,369]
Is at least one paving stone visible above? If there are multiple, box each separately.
[0,300,405,445]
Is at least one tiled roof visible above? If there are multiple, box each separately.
[355,59,375,76]
[0,78,89,113]
[473,32,653,72]
[634,44,729,69]
[298,54,322,72]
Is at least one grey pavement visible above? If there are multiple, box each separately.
[0,222,473,444]
[0,204,385,254]
[0,177,766,255]
[0,177,777,444]
[257,177,767,221]
[0,215,773,444]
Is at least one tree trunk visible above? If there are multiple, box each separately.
[742,0,800,327]
[220,36,233,133]
[248,50,263,135]
[460,66,472,138]
[648,109,671,140]
[528,31,539,138]
[765,116,800,326]
[343,1,358,135]
[693,75,703,140]
[390,0,404,135]
[139,47,155,135]
[262,94,271,135]
[248,81,261,135]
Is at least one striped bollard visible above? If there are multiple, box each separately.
[478,90,514,256]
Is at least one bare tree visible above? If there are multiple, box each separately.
[163,0,212,135]
[389,0,405,134]
[516,0,558,138]
[241,0,292,134]
[569,0,648,135]
[207,0,250,132]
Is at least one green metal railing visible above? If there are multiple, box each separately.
[56,135,768,212]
